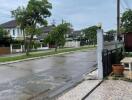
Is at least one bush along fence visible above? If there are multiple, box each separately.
[97,29,124,79]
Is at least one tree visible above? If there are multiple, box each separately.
[121,9,132,33]
[12,0,52,56]
[12,7,28,52]
[0,27,11,47]
[44,23,71,52]
[0,27,9,38]
[83,26,98,46]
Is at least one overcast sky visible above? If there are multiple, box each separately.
[0,0,132,31]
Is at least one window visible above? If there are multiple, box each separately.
[13,29,15,36]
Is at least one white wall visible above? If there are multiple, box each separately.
[6,27,23,39]
[64,41,80,48]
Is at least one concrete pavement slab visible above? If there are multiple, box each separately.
[85,80,132,100]
[54,80,102,100]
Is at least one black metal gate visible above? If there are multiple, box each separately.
[102,48,123,77]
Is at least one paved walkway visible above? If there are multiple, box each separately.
[53,70,101,100]
[54,80,101,100]
[53,70,132,100]
[86,80,132,100]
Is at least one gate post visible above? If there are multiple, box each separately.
[10,44,13,54]
[97,29,104,79]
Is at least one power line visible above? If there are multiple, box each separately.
[123,0,130,9]
[120,0,126,11]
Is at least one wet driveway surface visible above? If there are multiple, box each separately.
[0,49,96,100]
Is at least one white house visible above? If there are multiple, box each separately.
[0,20,24,40]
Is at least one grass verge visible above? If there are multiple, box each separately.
[0,46,95,63]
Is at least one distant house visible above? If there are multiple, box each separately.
[0,20,55,41]
[0,20,23,40]
[73,30,83,39]
[38,25,55,41]
[67,30,83,40]
[0,20,55,53]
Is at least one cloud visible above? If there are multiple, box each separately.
[0,0,28,23]
[1,0,131,31]
[49,0,118,31]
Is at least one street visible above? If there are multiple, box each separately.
[0,49,96,100]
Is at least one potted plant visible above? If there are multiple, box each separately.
[112,48,124,76]
[112,64,124,76]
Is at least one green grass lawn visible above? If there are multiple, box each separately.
[0,45,95,63]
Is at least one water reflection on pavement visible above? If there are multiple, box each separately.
[0,49,96,100]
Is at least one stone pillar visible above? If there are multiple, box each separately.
[41,43,43,48]
[23,45,25,52]
[10,44,13,54]
[20,45,23,52]
[97,29,104,79]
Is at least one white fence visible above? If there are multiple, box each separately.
[10,44,49,53]
[64,41,80,48]
[10,44,23,53]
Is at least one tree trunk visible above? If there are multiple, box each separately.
[55,44,58,52]
[23,29,26,52]
[26,35,33,56]
[29,35,33,52]
[26,41,30,56]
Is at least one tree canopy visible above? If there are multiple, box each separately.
[12,0,52,55]
[121,9,132,33]
[83,26,98,45]
[0,27,11,47]
[0,27,9,39]
[12,7,27,30]
[44,23,71,51]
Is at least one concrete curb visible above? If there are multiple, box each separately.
[0,48,95,65]
[81,80,104,100]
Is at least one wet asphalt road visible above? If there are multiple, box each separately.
[0,49,96,100]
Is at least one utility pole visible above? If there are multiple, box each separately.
[117,0,120,40]
[62,19,64,24]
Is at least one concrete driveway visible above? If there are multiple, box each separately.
[0,49,96,100]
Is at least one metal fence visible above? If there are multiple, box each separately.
[102,48,123,77]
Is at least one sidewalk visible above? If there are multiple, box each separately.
[53,70,102,100]
[53,70,132,100]
[86,80,132,100]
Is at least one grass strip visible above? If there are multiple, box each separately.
[0,46,95,62]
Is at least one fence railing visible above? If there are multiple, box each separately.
[102,48,123,77]
[97,29,124,79]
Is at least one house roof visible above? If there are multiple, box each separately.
[40,25,55,33]
[0,19,55,31]
[0,20,17,28]
[73,30,82,35]
[37,25,55,40]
